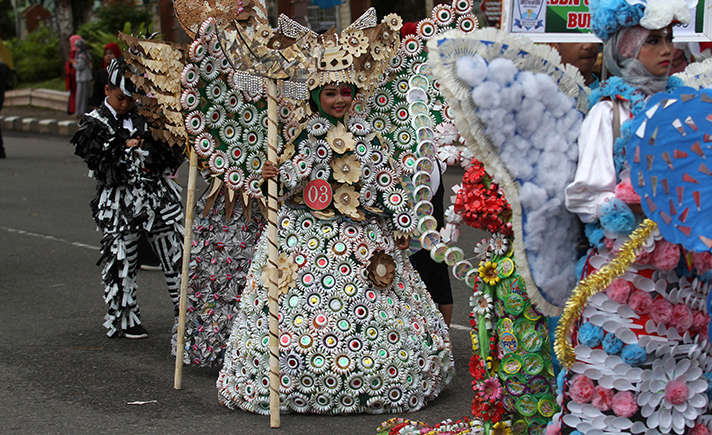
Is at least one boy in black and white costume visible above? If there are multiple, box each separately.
[71,58,185,338]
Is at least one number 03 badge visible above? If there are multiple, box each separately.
[304,179,333,210]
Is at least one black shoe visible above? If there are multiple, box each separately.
[0,149,5,159]
[124,324,149,339]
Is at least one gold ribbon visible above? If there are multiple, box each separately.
[554,218,658,369]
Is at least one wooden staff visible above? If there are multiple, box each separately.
[174,149,199,389]
[266,79,281,427]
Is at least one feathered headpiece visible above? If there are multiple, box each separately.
[590,0,693,41]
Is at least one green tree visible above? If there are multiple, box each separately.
[78,3,152,37]
[7,23,60,83]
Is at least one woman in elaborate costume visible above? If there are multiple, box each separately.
[552,0,712,433]
[215,14,454,415]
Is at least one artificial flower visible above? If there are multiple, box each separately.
[638,355,709,434]
[491,421,512,435]
[331,154,361,185]
[489,234,509,256]
[478,261,500,286]
[469,355,486,381]
[367,249,396,289]
[342,29,368,57]
[333,184,360,218]
[476,377,503,404]
[254,24,274,44]
[469,291,493,317]
[261,252,298,294]
[326,123,355,154]
[473,238,490,261]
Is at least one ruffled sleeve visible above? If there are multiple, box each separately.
[565,100,629,223]
[71,108,134,187]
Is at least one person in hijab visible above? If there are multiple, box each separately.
[217,81,454,414]
[89,42,121,109]
[65,35,82,115]
[554,0,712,433]
[72,39,93,117]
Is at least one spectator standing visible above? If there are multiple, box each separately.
[89,43,121,109]
[65,35,82,115]
[0,60,5,159]
[73,39,93,117]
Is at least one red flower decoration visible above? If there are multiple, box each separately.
[469,355,486,382]
[455,159,512,235]
[471,396,506,422]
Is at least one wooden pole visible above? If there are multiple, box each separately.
[174,149,199,389]
[266,79,281,428]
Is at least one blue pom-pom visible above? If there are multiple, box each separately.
[667,75,684,90]
[585,222,605,248]
[556,370,567,395]
[578,322,604,347]
[621,343,647,366]
[602,333,623,354]
[616,4,644,26]
[600,197,636,235]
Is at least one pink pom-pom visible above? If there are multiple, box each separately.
[649,297,673,325]
[569,375,595,404]
[604,237,615,252]
[691,311,710,333]
[606,279,633,304]
[545,422,561,435]
[689,424,711,435]
[611,391,638,418]
[628,290,653,315]
[615,178,641,204]
[692,252,712,274]
[664,377,689,405]
[671,304,694,332]
[591,386,614,411]
[636,248,652,265]
[650,240,681,270]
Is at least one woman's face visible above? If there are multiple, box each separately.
[104,49,117,65]
[637,27,674,77]
[319,84,353,118]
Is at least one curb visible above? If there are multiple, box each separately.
[0,115,79,136]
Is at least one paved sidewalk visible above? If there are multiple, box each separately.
[1,105,80,136]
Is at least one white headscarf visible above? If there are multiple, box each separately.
[603,25,670,96]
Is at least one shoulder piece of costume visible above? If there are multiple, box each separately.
[591,75,683,180]
[119,32,190,150]
[166,9,402,213]
[427,27,589,316]
[71,104,135,186]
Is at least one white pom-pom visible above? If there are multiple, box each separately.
[640,0,691,29]
[471,81,501,109]
[486,58,518,87]
[456,56,488,87]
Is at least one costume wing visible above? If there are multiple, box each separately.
[178,17,313,213]
[369,1,480,179]
[628,86,712,253]
[427,28,590,316]
[119,33,188,150]
[673,57,712,89]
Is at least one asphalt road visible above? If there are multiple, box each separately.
[0,131,487,435]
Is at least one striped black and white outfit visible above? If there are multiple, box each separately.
[72,101,185,337]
